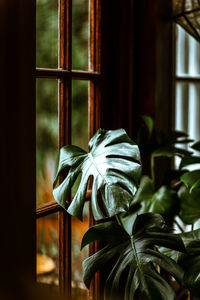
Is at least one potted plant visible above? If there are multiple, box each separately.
[53,124,200,300]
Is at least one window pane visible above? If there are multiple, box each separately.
[176,25,200,76]
[72,0,89,70]
[36,79,58,207]
[175,82,200,169]
[71,80,89,151]
[37,213,59,286]
[71,202,89,300]
[36,0,58,68]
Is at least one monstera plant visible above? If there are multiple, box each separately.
[53,127,200,300]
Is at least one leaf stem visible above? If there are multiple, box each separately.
[151,154,155,184]
[115,215,122,226]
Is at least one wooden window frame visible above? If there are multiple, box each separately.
[35,0,101,298]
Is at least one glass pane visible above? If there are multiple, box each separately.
[36,0,58,68]
[175,82,200,169]
[71,202,89,300]
[36,79,58,207]
[37,213,59,285]
[176,25,200,76]
[72,0,89,70]
[71,80,89,151]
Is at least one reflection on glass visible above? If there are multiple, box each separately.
[37,213,59,285]
[36,79,58,207]
[36,0,58,68]
[72,0,89,70]
[71,202,89,300]
[72,80,89,151]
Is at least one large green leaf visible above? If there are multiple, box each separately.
[178,185,200,224]
[180,170,200,193]
[180,155,200,169]
[160,229,200,298]
[53,128,141,220]
[152,146,192,158]
[191,141,200,152]
[81,213,185,300]
[130,176,179,226]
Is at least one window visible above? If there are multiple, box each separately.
[174,24,200,169]
[36,0,101,298]
[174,24,200,231]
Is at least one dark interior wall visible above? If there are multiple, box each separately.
[0,1,36,299]
[100,0,173,179]
[101,1,135,136]
[155,0,173,134]
[100,0,172,139]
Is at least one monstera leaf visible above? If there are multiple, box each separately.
[130,176,179,226]
[178,184,200,224]
[180,155,200,169]
[160,229,200,298]
[180,140,200,192]
[81,213,185,300]
[180,170,200,193]
[191,141,200,152]
[53,129,141,220]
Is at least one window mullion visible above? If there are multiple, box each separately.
[89,1,101,300]
[59,0,72,297]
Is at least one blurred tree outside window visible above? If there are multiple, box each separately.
[36,0,90,294]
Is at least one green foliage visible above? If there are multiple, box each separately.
[180,170,200,192]
[178,185,200,224]
[131,176,179,226]
[36,0,89,193]
[81,213,185,300]
[36,0,58,68]
[160,229,200,298]
[137,115,192,159]
[53,129,141,220]
[52,123,200,299]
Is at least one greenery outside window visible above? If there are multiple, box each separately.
[36,0,101,299]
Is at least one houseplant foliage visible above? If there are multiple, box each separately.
[53,126,200,300]
[53,128,141,220]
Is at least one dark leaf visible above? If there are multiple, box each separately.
[180,155,200,169]
[152,146,192,158]
[191,141,200,152]
[53,129,141,220]
[180,169,200,193]
[81,213,185,300]
[131,176,179,226]
[160,229,200,298]
[178,185,200,224]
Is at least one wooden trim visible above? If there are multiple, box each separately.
[36,191,92,218]
[58,78,71,295]
[89,1,102,300]
[89,0,101,137]
[89,80,101,138]
[59,0,72,70]
[176,75,200,82]
[36,201,60,218]
[36,68,101,80]
[59,0,72,295]
[89,0,101,72]
[59,210,71,296]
